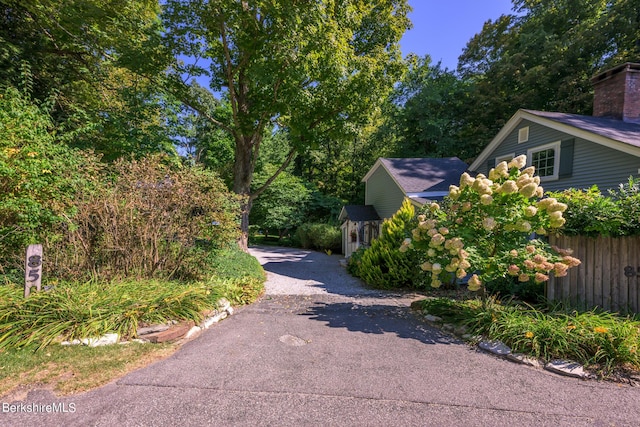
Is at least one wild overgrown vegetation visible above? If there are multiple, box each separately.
[0,86,264,357]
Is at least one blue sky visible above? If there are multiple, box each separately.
[401,0,514,70]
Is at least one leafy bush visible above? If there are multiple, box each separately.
[0,86,98,270]
[348,199,425,289]
[405,156,580,294]
[548,186,624,236]
[49,154,239,281]
[484,275,545,304]
[294,223,341,252]
[549,178,640,237]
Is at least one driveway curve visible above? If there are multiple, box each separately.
[2,246,639,426]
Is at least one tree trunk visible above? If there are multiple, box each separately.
[233,135,256,252]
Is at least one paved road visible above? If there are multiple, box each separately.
[2,246,639,426]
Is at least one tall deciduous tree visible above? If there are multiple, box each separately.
[162,0,410,250]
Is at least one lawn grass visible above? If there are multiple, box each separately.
[0,342,177,399]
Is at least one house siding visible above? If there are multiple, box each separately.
[364,166,405,219]
[475,120,640,191]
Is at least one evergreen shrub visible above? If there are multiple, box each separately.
[348,199,424,289]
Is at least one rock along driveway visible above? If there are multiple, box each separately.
[3,246,639,426]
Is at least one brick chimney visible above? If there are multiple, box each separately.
[591,63,640,124]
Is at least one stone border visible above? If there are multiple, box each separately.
[61,298,235,347]
[420,311,597,380]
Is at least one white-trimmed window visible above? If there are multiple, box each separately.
[527,141,560,180]
[518,127,529,143]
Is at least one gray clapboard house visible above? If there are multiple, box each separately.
[340,157,468,257]
[469,63,640,191]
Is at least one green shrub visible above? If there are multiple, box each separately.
[0,86,98,269]
[207,246,265,282]
[349,199,425,289]
[294,223,341,252]
[550,178,640,237]
[549,186,623,236]
[608,177,640,236]
[485,275,545,304]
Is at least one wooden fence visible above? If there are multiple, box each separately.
[547,235,640,314]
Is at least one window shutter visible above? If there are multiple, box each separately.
[559,139,574,179]
[486,158,496,172]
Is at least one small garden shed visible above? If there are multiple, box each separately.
[339,205,381,258]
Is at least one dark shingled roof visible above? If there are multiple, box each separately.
[339,205,381,222]
[378,157,469,193]
[523,110,640,148]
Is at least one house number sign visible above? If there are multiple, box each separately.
[24,244,43,298]
[623,266,640,278]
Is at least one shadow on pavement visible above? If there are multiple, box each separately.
[302,301,458,346]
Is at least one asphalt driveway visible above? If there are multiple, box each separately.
[2,246,639,426]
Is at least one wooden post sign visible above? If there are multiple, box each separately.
[24,244,43,298]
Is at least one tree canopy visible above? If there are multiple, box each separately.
[162,0,411,248]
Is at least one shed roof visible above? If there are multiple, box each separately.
[339,205,381,222]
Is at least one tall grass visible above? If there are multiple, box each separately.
[0,276,264,351]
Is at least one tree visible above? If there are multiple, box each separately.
[0,85,99,268]
[376,55,474,161]
[162,0,410,249]
[457,0,640,154]
[0,0,176,160]
[250,167,312,240]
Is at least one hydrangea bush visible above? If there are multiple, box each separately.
[400,155,581,294]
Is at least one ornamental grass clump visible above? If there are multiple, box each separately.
[401,155,581,294]
[421,298,640,377]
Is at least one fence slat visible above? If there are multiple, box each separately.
[546,235,640,314]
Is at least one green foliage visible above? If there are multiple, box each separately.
[549,186,624,236]
[0,273,263,351]
[294,223,341,253]
[0,1,175,160]
[349,199,424,289]
[380,55,474,159]
[484,275,545,304]
[207,246,265,282]
[163,0,411,246]
[250,167,312,239]
[420,297,640,377]
[0,86,98,268]
[457,0,640,155]
[550,178,640,237]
